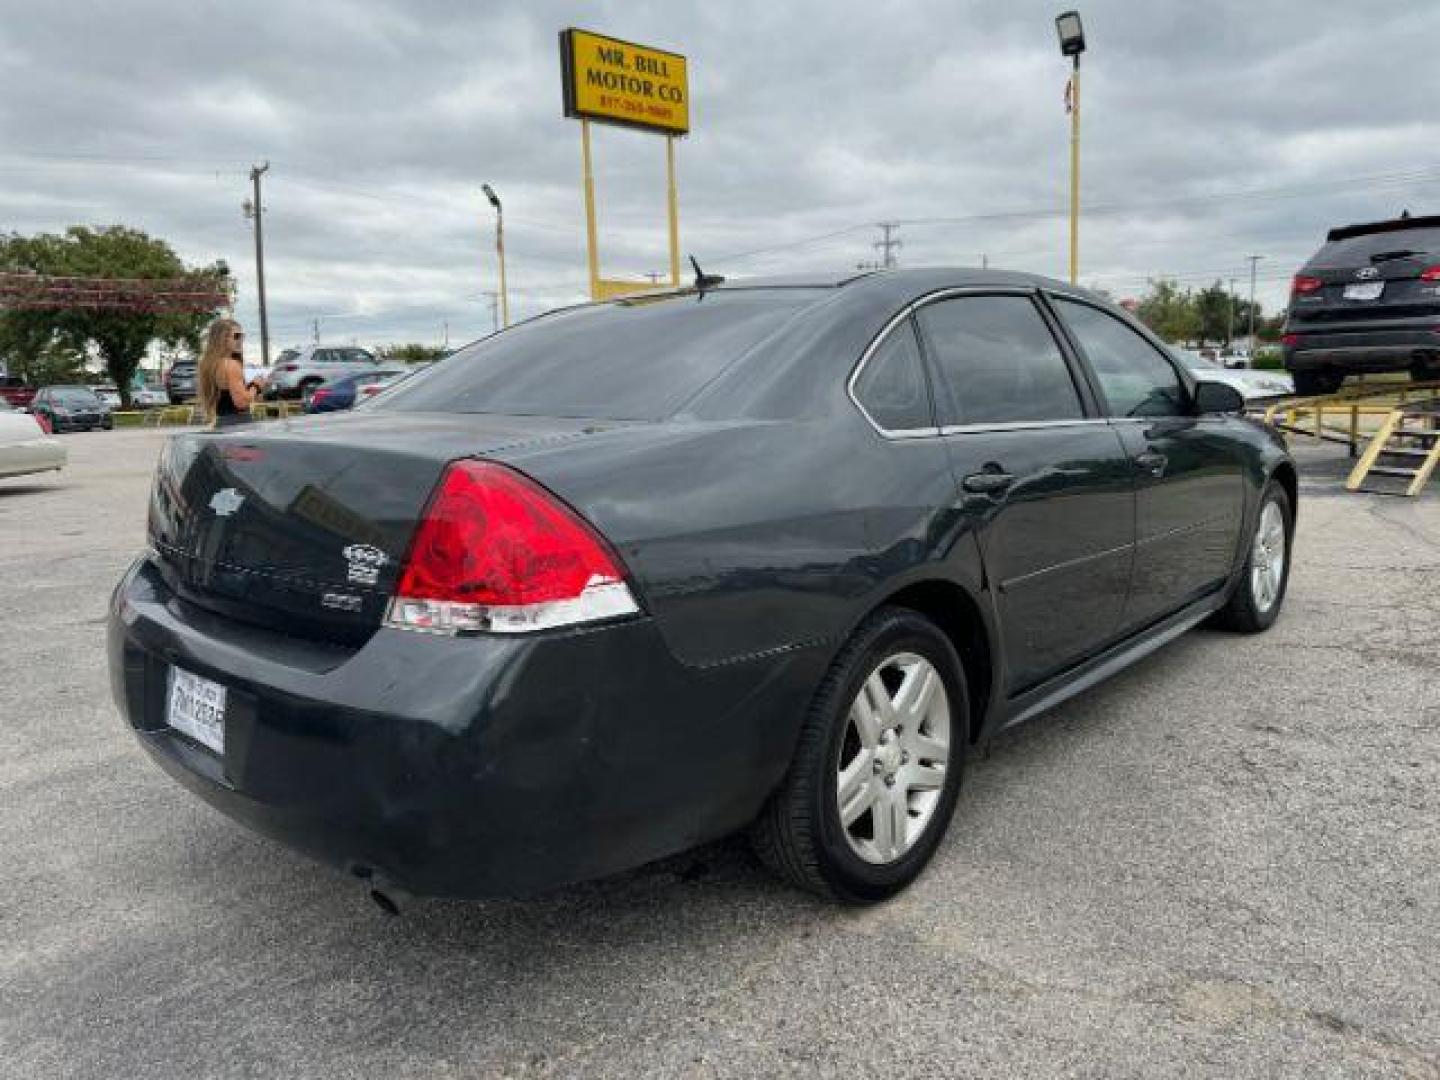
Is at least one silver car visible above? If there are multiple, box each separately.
[0,399,66,479]
[267,345,379,402]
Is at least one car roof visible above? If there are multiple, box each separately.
[607,266,1088,303]
[1326,213,1440,243]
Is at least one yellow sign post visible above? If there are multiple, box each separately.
[560,28,689,299]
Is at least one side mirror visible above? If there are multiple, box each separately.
[1194,380,1246,415]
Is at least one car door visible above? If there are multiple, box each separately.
[1049,295,1246,632]
[913,291,1136,695]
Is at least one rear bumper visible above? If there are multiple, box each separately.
[1284,323,1440,373]
[108,557,813,898]
[0,437,65,478]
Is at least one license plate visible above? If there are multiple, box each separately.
[167,666,227,754]
[1343,282,1384,301]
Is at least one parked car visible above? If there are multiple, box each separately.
[265,345,380,402]
[32,385,112,432]
[110,269,1295,908]
[164,360,197,404]
[355,368,420,403]
[304,366,408,413]
[132,384,170,409]
[1283,212,1440,395]
[0,375,37,411]
[0,398,66,479]
[1173,348,1293,401]
[91,385,123,409]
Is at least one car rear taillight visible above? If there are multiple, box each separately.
[386,461,640,635]
[280,363,299,373]
[1291,275,1322,295]
[310,388,331,404]
[1282,333,1301,347]
[1420,266,1440,282]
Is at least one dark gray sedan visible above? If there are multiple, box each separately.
[109,269,1295,908]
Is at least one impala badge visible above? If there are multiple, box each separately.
[1355,266,1380,280]
[342,543,389,585]
[209,488,244,517]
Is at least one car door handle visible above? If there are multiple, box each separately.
[962,469,1016,495]
[1135,451,1167,476]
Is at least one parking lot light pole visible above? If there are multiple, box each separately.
[482,184,509,328]
[1056,11,1085,284]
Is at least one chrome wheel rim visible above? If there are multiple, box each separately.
[1250,501,1286,614]
[836,652,951,865]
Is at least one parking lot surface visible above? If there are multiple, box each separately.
[2,428,1437,1079]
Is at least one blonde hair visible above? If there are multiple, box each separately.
[197,318,241,420]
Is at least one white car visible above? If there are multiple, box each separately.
[90,385,123,409]
[0,399,66,480]
[132,385,170,408]
[1175,349,1293,402]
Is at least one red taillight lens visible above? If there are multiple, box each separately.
[280,363,299,373]
[1420,266,1440,282]
[386,461,638,635]
[1291,275,1322,295]
[1282,333,1301,347]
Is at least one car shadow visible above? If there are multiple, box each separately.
[0,481,64,496]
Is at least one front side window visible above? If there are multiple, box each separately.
[852,318,932,432]
[1054,299,1188,418]
[916,295,1083,426]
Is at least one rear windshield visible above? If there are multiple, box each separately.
[1310,227,1440,267]
[53,389,101,406]
[378,290,823,420]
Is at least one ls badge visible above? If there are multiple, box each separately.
[341,543,389,585]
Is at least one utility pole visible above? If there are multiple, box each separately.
[482,184,509,327]
[874,222,902,268]
[443,321,449,348]
[312,318,320,344]
[1246,255,1263,349]
[1227,276,1237,347]
[981,253,989,270]
[645,271,663,285]
[244,162,271,366]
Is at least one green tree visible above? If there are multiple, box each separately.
[381,343,449,364]
[1195,281,1233,346]
[1135,278,1200,344]
[0,227,228,406]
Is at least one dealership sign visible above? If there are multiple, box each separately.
[560,29,689,136]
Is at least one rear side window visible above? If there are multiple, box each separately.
[917,295,1083,426]
[1055,299,1188,418]
[852,319,932,432]
[380,291,822,420]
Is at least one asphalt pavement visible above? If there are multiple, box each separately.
[1,428,1436,1079]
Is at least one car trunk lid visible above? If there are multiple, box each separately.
[148,411,622,644]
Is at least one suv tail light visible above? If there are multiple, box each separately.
[1291,275,1322,295]
[1282,333,1301,347]
[279,363,299,373]
[386,461,640,635]
[1420,266,1440,282]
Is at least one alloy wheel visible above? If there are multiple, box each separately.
[836,651,951,865]
[1250,500,1286,614]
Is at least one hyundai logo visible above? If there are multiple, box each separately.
[209,488,245,517]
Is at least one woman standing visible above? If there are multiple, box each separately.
[196,318,265,428]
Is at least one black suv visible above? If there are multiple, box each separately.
[1283,213,1440,395]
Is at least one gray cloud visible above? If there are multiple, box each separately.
[2,0,1438,358]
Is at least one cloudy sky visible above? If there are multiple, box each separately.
[2,0,1438,360]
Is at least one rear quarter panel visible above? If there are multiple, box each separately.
[500,411,981,671]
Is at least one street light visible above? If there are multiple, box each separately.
[482,183,509,328]
[1055,10,1085,284]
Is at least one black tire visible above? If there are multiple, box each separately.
[1292,369,1343,396]
[751,607,969,903]
[1213,480,1293,634]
